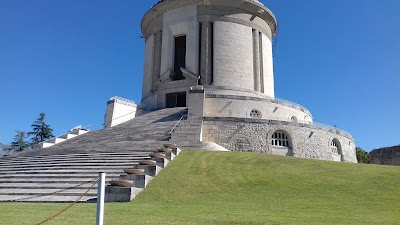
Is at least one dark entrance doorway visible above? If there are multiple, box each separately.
[173,35,186,80]
[166,92,186,108]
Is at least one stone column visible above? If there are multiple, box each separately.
[200,22,213,85]
[152,30,162,92]
[253,29,261,92]
[259,32,265,93]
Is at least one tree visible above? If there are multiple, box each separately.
[28,112,54,144]
[11,131,29,151]
[356,147,369,164]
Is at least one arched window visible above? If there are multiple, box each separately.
[291,116,298,123]
[331,139,340,154]
[331,139,342,162]
[271,131,290,147]
[250,109,262,118]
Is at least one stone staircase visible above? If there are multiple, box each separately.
[33,129,88,149]
[170,118,203,142]
[0,152,151,202]
[13,107,188,157]
[0,107,229,202]
[0,108,188,202]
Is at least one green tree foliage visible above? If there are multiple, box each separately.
[11,131,30,151]
[356,147,369,164]
[27,112,54,144]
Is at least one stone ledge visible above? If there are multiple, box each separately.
[203,117,354,140]
[205,93,313,117]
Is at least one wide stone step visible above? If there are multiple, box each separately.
[0,177,118,183]
[1,155,150,163]
[7,152,150,158]
[0,162,143,169]
[0,173,123,178]
[0,161,146,168]
[0,189,98,196]
[0,155,150,162]
[0,159,150,168]
[0,160,150,168]
[0,195,96,202]
[0,182,103,189]
[1,153,150,159]
[0,169,124,175]
[0,165,140,172]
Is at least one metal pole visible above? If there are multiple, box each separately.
[96,172,105,225]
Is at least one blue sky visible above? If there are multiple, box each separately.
[1,0,399,151]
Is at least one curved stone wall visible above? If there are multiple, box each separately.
[204,94,313,124]
[140,0,278,110]
[213,21,254,91]
[202,117,357,163]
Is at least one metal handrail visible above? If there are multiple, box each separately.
[168,115,188,135]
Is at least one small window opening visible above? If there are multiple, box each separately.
[250,109,262,118]
[166,92,186,108]
[272,131,291,147]
[331,140,339,154]
[173,35,186,80]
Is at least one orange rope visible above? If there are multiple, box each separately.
[35,179,98,225]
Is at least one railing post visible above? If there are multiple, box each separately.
[96,172,105,225]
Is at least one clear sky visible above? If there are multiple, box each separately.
[1,0,399,152]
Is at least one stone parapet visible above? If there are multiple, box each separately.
[108,96,136,107]
[205,93,313,118]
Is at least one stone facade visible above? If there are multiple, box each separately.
[108,0,358,163]
[202,117,357,163]
[369,146,400,166]
[140,0,278,111]
[204,93,313,124]
[213,21,254,90]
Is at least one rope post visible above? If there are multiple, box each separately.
[96,172,105,225]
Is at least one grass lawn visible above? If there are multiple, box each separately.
[1,151,400,225]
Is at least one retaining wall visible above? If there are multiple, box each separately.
[202,117,357,163]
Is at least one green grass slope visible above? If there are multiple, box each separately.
[2,151,400,225]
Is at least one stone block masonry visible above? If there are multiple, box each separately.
[213,21,254,91]
[202,118,357,163]
[170,119,203,142]
[369,145,400,166]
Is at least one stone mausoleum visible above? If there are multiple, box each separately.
[105,0,357,163]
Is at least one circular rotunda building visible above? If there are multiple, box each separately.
[129,0,357,162]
